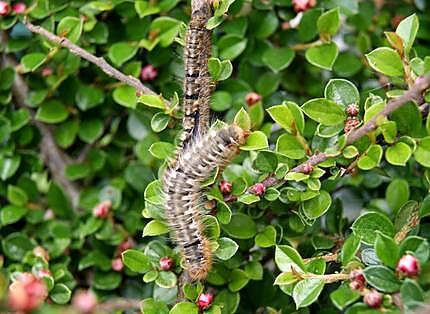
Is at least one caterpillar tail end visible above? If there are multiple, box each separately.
[186,238,213,281]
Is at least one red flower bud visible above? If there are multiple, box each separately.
[8,273,48,312]
[159,256,173,271]
[250,183,265,196]
[118,237,134,254]
[349,279,365,291]
[292,0,316,13]
[72,290,98,314]
[349,269,365,284]
[112,258,124,272]
[363,289,383,309]
[0,1,11,16]
[197,292,214,310]
[302,162,313,174]
[12,2,26,14]
[397,254,420,277]
[92,200,112,218]
[346,104,359,117]
[219,180,233,194]
[245,92,262,106]
[140,65,158,81]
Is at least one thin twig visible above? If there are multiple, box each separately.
[24,21,170,107]
[1,54,81,210]
[250,73,430,191]
[303,253,338,264]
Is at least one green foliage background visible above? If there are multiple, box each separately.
[1,0,430,313]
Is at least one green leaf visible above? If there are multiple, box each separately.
[317,7,340,36]
[141,298,169,314]
[156,271,177,288]
[0,67,15,91]
[228,269,249,292]
[149,142,174,159]
[364,265,401,292]
[169,302,199,314]
[78,119,104,143]
[208,57,233,81]
[151,112,170,132]
[420,195,430,218]
[255,225,276,248]
[108,42,138,67]
[0,156,20,180]
[293,279,324,309]
[218,35,247,60]
[135,1,160,18]
[340,234,361,265]
[401,278,424,308]
[122,249,151,273]
[351,211,395,245]
[262,47,295,73]
[302,190,332,219]
[1,232,35,261]
[395,14,419,54]
[267,101,305,134]
[357,144,383,170]
[138,94,166,109]
[276,134,306,159]
[210,91,232,111]
[233,108,251,131]
[57,17,83,43]
[414,137,430,168]
[21,52,46,72]
[237,194,260,205]
[50,284,71,304]
[240,131,268,151]
[386,179,409,213]
[274,272,298,285]
[7,185,28,206]
[75,85,105,111]
[302,98,346,126]
[305,42,338,70]
[144,180,163,205]
[275,245,305,272]
[374,232,399,269]
[143,220,169,237]
[330,283,361,310]
[365,47,404,77]
[36,100,69,123]
[254,151,278,172]
[93,272,122,290]
[324,79,360,107]
[64,163,90,180]
[113,85,137,108]
[215,237,239,260]
[385,142,412,166]
[149,17,182,47]
[0,205,28,225]
[222,213,257,239]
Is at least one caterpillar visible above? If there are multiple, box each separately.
[179,0,214,151]
[162,125,246,280]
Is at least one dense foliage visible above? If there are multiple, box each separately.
[1,0,430,313]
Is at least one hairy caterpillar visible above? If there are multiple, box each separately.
[163,125,246,280]
[179,0,214,151]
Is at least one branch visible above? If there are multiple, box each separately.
[24,21,170,107]
[1,54,80,210]
[96,298,142,311]
[250,73,430,191]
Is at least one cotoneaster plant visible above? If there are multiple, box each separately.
[0,1,430,314]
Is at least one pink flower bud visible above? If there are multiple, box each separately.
[12,2,26,14]
[292,0,316,13]
[301,162,313,174]
[349,279,365,291]
[72,290,98,313]
[363,289,383,309]
[346,104,359,117]
[112,258,124,272]
[219,180,233,194]
[140,65,158,81]
[0,1,11,16]
[245,92,262,106]
[250,183,265,196]
[397,254,420,277]
[349,269,365,284]
[118,237,134,254]
[33,246,50,262]
[159,257,173,271]
[41,67,53,77]
[8,273,48,312]
[44,209,54,220]
[92,200,112,218]
[197,292,214,310]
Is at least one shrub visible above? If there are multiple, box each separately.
[0,0,430,313]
